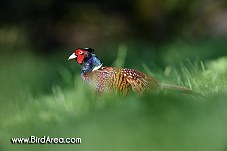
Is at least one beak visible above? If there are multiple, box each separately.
[68,53,77,60]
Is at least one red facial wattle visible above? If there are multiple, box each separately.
[75,49,86,64]
[76,55,85,64]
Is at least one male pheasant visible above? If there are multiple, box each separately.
[68,48,199,95]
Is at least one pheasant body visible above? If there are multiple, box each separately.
[82,66,159,94]
[68,48,200,96]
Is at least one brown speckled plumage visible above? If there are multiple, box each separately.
[82,66,159,94]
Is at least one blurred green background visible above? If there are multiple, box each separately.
[1,0,227,151]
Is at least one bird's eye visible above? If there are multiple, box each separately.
[79,51,83,55]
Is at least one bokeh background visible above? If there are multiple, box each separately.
[1,0,227,151]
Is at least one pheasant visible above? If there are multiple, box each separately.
[68,48,200,95]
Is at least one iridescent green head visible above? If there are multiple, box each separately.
[68,48,103,74]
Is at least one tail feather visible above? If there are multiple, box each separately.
[160,83,204,97]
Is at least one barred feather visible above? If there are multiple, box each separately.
[82,66,159,94]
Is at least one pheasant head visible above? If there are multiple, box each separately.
[68,48,103,74]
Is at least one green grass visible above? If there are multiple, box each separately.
[1,40,227,151]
